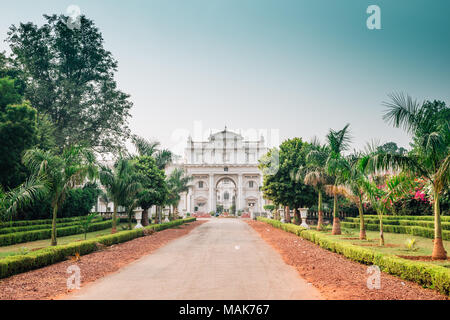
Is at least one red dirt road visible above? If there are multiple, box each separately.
[0,220,205,300]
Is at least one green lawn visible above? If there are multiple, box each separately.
[333,226,450,268]
[0,223,128,258]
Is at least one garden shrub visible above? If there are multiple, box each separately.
[257,217,450,296]
[341,222,450,240]
[0,220,113,246]
[0,218,196,279]
[0,218,103,235]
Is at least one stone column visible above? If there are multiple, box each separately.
[187,187,192,213]
[209,174,214,212]
[238,173,243,211]
[259,174,265,212]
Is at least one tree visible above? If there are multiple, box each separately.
[377,142,407,155]
[0,78,38,189]
[79,213,99,240]
[362,173,415,245]
[99,158,141,233]
[370,94,450,259]
[304,141,332,230]
[7,14,132,153]
[166,168,192,219]
[132,135,174,222]
[134,156,168,226]
[260,138,316,225]
[22,145,97,245]
[60,182,101,217]
[340,153,371,239]
[325,124,352,235]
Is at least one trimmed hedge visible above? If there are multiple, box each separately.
[0,218,196,279]
[341,221,450,241]
[257,217,450,296]
[0,220,113,247]
[357,215,450,222]
[345,218,450,231]
[0,216,95,229]
[0,218,103,235]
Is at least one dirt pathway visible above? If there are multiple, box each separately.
[0,220,204,300]
[65,219,322,300]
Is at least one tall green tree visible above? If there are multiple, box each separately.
[99,158,141,233]
[23,146,97,245]
[304,140,331,230]
[370,94,450,259]
[134,156,168,226]
[166,168,192,219]
[325,124,352,235]
[260,138,316,224]
[7,14,132,152]
[132,135,174,222]
[0,77,38,189]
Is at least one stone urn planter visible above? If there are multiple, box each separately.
[163,208,170,223]
[279,209,285,223]
[299,208,309,229]
[134,208,143,229]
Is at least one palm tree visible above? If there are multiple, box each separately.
[132,135,174,222]
[99,158,141,233]
[325,124,352,235]
[371,94,449,259]
[22,146,97,245]
[166,168,192,219]
[0,176,48,223]
[341,152,372,240]
[304,141,331,230]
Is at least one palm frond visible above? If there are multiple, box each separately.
[382,92,422,134]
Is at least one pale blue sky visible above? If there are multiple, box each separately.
[1,0,449,155]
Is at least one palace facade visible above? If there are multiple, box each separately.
[169,128,267,215]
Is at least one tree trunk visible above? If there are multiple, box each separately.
[432,190,447,260]
[379,216,384,246]
[51,203,58,246]
[294,208,301,225]
[128,210,132,230]
[111,202,117,234]
[284,206,291,223]
[331,193,341,235]
[142,208,149,226]
[317,190,324,231]
[358,202,366,240]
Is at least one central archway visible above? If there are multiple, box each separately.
[215,177,237,213]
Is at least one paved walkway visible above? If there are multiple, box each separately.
[65,219,322,300]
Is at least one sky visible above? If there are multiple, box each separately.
[1,0,449,155]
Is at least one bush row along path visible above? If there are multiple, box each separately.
[65,218,322,300]
[0,220,205,300]
[247,220,447,300]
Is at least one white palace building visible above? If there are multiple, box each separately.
[170,127,267,215]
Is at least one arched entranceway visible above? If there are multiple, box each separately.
[216,177,237,214]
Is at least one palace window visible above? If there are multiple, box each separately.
[224,192,230,200]
[198,181,204,188]
[249,181,254,188]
